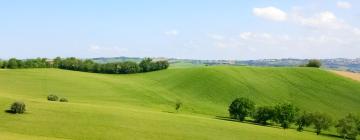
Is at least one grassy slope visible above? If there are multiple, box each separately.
[0,66,359,139]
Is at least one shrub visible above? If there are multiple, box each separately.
[59,98,68,102]
[47,94,59,101]
[175,100,182,112]
[253,106,275,125]
[228,97,255,121]
[10,101,26,114]
[306,59,322,68]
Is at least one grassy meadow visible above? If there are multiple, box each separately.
[0,66,359,139]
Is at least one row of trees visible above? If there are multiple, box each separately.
[229,97,360,139]
[0,57,169,74]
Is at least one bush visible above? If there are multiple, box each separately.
[253,106,275,125]
[228,97,255,121]
[306,59,321,68]
[59,98,68,102]
[175,100,182,112]
[10,101,26,114]
[47,94,59,101]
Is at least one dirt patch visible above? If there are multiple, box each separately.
[330,70,360,82]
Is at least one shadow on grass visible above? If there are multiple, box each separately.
[214,116,342,139]
[215,116,280,129]
[4,110,16,114]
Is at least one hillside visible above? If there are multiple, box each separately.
[0,66,359,139]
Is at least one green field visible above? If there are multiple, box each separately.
[0,66,359,139]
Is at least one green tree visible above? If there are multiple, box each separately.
[273,102,299,129]
[296,111,313,132]
[312,112,332,135]
[139,58,153,72]
[10,101,26,114]
[7,58,19,69]
[306,59,322,68]
[253,106,275,125]
[336,114,360,140]
[228,97,255,121]
[0,60,4,68]
[53,57,62,68]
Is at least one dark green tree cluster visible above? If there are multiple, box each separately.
[0,57,169,74]
[306,59,322,68]
[228,97,360,138]
[0,58,51,69]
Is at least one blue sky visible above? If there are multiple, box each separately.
[1,0,360,60]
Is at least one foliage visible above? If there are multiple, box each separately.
[335,114,360,140]
[10,101,26,114]
[0,57,169,74]
[253,106,275,125]
[175,100,182,112]
[306,59,322,68]
[228,97,255,121]
[59,98,68,102]
[295,111,313,132]
[273,102,299,129]
[311,112,332,135]
[47,94,59,101]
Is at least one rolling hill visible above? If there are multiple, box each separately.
[0,66,359,139]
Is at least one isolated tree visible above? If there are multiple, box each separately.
[296,111,313,132]
[336,114,360,140]
[312,112,332,135]
[253,106,275,125]
[228,97,255,121]
[306,59,322,68]
[273,102,299,129]
[10,101,26,114]
[175,100,182,112]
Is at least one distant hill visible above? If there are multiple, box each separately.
[91,57,360,72]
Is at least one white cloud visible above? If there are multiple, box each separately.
[253,7,287,21]
[293,11,347,30]
[164,30,179,36]
[337,1,352,9]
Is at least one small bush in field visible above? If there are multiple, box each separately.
[59,98,68,102]
[10,101,26,114]
[47,94,58,101]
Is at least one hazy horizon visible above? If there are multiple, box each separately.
[1,0,360,60]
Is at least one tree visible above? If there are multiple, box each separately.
[53,57,62,68]
[139,58,153,72]
[7,58,19,69]
[306,59,322,68]
[312,112,332,135]
[253,106,275,125]
[273,102,299,129]
[228,97,255,121]
[296,111,313,132]
[0,60,3,68]
[336,114,360,140]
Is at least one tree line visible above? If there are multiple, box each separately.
[229,97,360,140]
[0,57,169,74]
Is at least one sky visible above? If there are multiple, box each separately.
[0,0,360,60]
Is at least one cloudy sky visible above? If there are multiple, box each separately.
[0,0,360,60]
